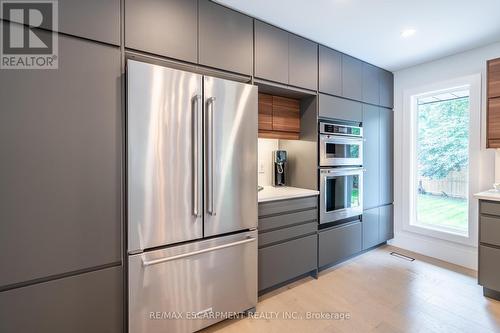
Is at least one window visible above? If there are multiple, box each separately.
[413,88,470,236]
[399,74,483,246]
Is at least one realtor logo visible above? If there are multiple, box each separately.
[1,0,58,69]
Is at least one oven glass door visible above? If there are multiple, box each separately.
[325,174,360,212]
[320,168,363,224]
[320,136,363,166]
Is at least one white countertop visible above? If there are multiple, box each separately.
[258,186,319,203]
[474,190,500,202]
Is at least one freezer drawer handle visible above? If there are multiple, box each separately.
[142,237,256,266]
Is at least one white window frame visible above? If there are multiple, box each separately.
[401,74,481,246]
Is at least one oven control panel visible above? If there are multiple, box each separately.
[320,122,362,137]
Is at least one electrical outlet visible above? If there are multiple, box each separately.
[258,162,265,174]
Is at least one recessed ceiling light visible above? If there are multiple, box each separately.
[401,28,416,38]
[401,28,417,38]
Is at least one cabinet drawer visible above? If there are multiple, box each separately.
[479,245,500,292]
[319,222,362,267]
[480,216,500,247]
[259,235,317,291]
[0,266,123,333]
[259,209,317,232]
[259,222,317,247]
[259,196,317,217]
[480,200,500,216]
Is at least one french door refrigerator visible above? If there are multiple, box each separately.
[127,60,258,333]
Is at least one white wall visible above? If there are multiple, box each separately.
[392,42,500,269]
[258,138,279,186]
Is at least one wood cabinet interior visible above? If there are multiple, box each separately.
[258,93,301,140]
[487,57,500,148]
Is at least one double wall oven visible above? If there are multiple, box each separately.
[319,122,364,224]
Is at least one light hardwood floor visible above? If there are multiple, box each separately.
[202,245,500,333]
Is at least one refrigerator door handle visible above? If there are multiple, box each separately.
[192,94,202,217]
[206,96,216,216]
[142,237,256,266]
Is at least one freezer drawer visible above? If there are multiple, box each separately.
[129,231,257,333]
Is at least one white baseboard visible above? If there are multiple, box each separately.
[389,231,478,270]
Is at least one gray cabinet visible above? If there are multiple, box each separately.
[319,222,362,267]
[362,63,380,105]
[362,104,380,209]
[259,196,317,217]
[362,208,380,250]
[1,0,120,45]
[380,69,394,108]
[255,21,318,90]
[319,94,362,122]
[319,46,342,96]
[478,200,500,299]
[0,266,123,333]
[125,0,198,63]
[342,54,363,101]
[479,245,500,292]
[289,34,318,90]
[198,0,253,75]
[480,216,500,247]
[59,0,120,45]
[258,197,318,292]
[380,107,394,205]
[254,21,289,84]
[0,32,121,288]
[379,204,394,242]
[259,235,317,291]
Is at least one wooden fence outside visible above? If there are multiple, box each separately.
[418,170,468,199]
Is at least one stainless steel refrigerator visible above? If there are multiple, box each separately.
[127,60,258,333]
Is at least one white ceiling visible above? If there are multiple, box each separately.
[215,0,500,72]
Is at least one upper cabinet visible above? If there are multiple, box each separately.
[319,46,342,96]
[487,58,500,148]
[1,0,120,45]
[255,21,289,84]
[362,63,380,105]
[379,69,394,108]
[319,47,393,108]
[255,21,318,90]
[289,35,318,91]
[125,0,198,63]
[258,93,301,140]
[342,54,363,101]
[488,58,500,98]
[198,0,253,75]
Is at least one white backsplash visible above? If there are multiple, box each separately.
[258,138,279,186]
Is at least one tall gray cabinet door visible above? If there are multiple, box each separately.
[379,204,394,242]
[380,107,394,205]
[362,63,380,105]
[289,34,318,90]
[0,31,121,288]
[0,266,122,333]
[362,105,380,210]
[125,0,198,63]
[198,0,253,75]
[380,70,394,108]
[254,21,289,84]
[362,207,380,250]
[319,46,342,96]
[342,54,363,101]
